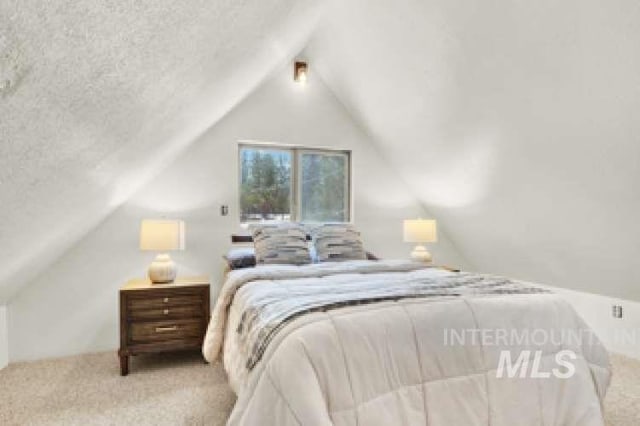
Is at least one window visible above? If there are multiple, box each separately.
[239,144,351,224]
[239,147,293,223]
[298,151,349,222]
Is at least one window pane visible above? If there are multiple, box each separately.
[299,152,349,222]
[239,147,292,223]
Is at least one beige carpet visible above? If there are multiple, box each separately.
[0,351,638,425]
[0,352,235,425]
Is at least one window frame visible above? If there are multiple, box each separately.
[238,141,352,224]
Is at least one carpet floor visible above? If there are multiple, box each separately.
[0,351,638,425]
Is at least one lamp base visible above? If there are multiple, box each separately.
[410,245,432,263]
[148,253,177,283]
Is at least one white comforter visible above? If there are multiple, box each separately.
[203,260,611,426]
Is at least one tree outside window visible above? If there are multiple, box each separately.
[239,145,350,224]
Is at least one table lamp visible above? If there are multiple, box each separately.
[403,219,437,263]
[139,219,185,283]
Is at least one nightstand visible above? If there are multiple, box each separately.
[118,276,210,376]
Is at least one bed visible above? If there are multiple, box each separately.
[203,258,611,426]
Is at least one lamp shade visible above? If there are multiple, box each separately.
[403,219,437,243]
[139,219,185,251]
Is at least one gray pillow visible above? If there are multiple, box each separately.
[310,223,367,262]
[225,246,378,269]
[251,224,312,265]
[223,247,257,269]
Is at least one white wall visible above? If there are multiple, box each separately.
[308,0,640,301]
[8,63,468,362]
[0,0,326,303]
[0,306,8,369]
[551,287,640,360]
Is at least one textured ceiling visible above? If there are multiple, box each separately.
[3,0,640,304]
[0,0,326,302]
[308,0,640,299]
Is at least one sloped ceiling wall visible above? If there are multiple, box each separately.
[0,0,326,302]
[308,0,640,299]
[9,62,468,361]
[3,0,639,307]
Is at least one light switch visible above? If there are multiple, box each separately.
[221,205,229,216]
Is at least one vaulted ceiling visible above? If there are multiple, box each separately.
[0,0,326,302]
[308,0,640,299]
[2,0,640,303]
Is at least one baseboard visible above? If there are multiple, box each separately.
[0,305,8,370]
[545,285,640,360]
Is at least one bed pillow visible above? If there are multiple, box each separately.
[225,246,378,269]
[310,223,367,262]
[252,224,312,265]
[223,247,257,270]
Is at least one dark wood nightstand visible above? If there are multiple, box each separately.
[118,277,210,376]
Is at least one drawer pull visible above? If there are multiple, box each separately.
[163,297,169,303]
[155,326,178,333]
[163,309,169,315]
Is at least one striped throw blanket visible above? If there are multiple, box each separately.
[235,269,548,370]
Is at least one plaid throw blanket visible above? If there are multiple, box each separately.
[235,270,548,370]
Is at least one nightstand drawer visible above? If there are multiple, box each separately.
[128,293,201,310]
[129,318,203,343]
[129,305,203,321]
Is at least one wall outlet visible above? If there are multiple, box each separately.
[612,305,623,319]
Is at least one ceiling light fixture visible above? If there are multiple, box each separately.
[294,61,308,83]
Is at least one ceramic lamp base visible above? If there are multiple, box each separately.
[148,253,177,283]
[410,245,432,263]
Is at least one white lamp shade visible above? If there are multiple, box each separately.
[403,219,437,243]
[139,219,185,251]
